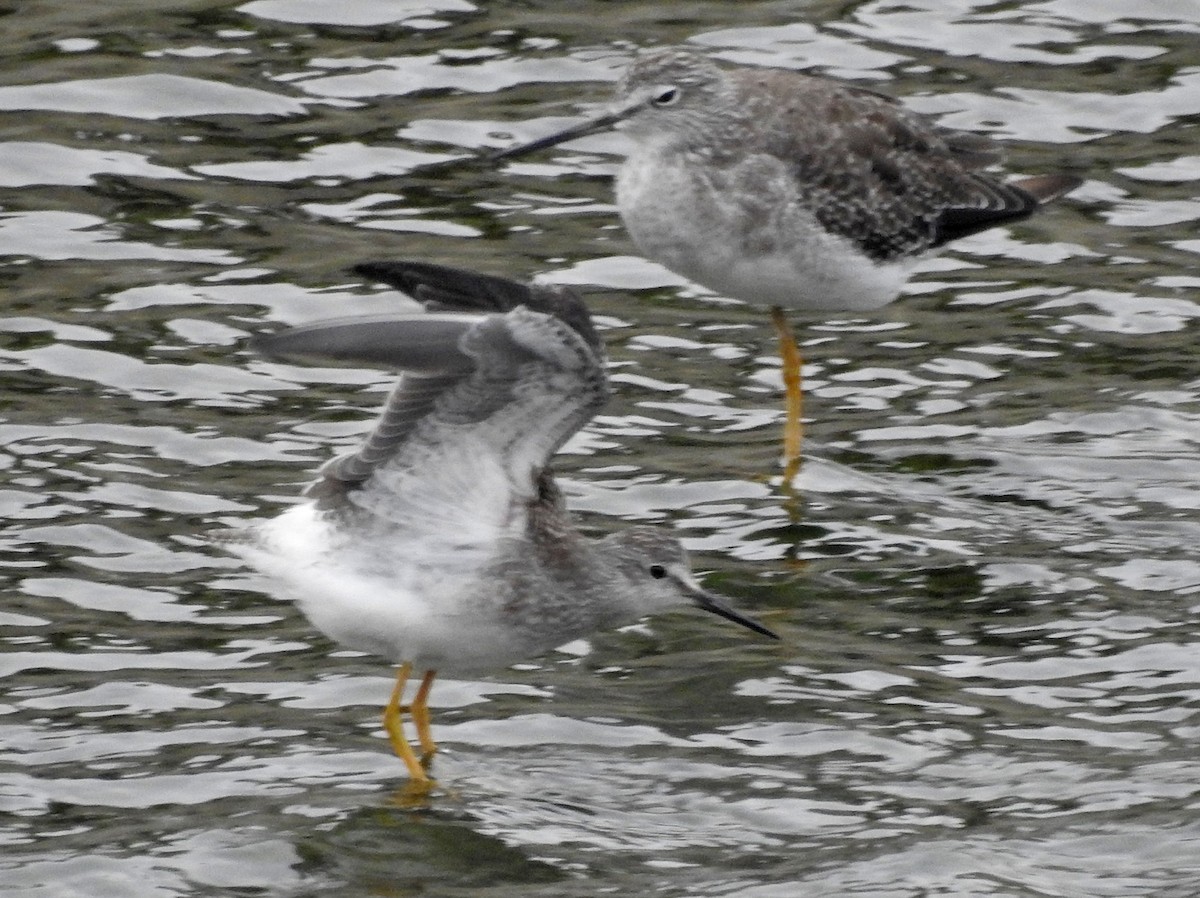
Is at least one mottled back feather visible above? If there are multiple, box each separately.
[724,68,1054,261]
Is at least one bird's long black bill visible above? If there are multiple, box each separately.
[693,590,779,640]
[490,102,637,161]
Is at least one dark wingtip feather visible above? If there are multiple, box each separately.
[1011,173,1084,205]
[930,170,1081,250]
[352,259,602,354]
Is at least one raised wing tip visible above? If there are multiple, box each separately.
[352,259,602,354]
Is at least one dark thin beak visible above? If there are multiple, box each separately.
[682,577,779,640]
[490,99,641,161]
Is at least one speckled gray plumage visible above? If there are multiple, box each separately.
[233,260,777,677]
[496,49,1081,312]
[614,49,1078,263]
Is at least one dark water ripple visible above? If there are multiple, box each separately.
[2,1,1200,895]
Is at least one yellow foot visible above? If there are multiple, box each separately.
[382,663,439,783]
[390,778,437,806]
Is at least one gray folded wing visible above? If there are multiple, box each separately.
[739,72,1079,261]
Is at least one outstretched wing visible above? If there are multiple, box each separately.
[253,264,608,526]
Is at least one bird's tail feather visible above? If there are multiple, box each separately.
[1012,173,1083,204]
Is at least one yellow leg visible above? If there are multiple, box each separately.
[770,306,803,477]
[411,669,438,761]
[382,663,429,782]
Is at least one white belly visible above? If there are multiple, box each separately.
[615,151,917,313]
[231,504,531,674]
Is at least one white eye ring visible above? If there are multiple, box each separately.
[652,86,681,106]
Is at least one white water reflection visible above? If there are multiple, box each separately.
[0,142,197,187]
[240,0,479,28]
[0,211,237,262]
[0,74,314,118]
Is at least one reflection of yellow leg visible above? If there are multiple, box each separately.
[382,663,429,782]
[411,670,438,762]
[770,306,803,478]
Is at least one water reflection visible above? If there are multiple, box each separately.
[2,0,1200,895]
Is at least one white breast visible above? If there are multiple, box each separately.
[615,149,916,313]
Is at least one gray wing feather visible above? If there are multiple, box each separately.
[351,260,603,355]
[254,305,607,512]
[305,371,463,505]
[733,70,1075,260]
[345,308,609,525]
[251,314,479,373]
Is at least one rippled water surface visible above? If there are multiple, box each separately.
[3,1,1200,895]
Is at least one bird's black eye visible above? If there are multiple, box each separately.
[649,564,667,579]
[652,86,680,106]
